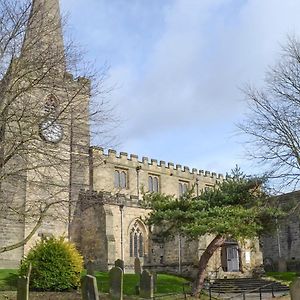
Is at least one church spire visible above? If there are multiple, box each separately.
[22,0,66,71]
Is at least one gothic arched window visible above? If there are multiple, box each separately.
[120,171,127,188]
[139,233,143,257]
[153,176,159,192]
[179,181,188,196]
[129,221,145,258]
[148,175,159,192]
[148,176,153,192]
[114,169,127,189]
[114,170,120,188]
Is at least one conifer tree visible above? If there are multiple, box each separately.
[143,167,281,296]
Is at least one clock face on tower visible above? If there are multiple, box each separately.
[39,119,63,144]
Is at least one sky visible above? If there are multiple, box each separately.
[60,0,300,177]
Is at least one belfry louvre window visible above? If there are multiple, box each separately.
[129,222,144,258]
[114,169,127,188]
[179,181,189,196]
[148,175,159,192]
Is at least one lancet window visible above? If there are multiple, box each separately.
[114,169,127,189]
[179,181,188,196]
[129,221,144,258]
[148,175,159,192]
[44,94,59,116]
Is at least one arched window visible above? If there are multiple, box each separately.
[148,176,153,192]
[44,94,58,116]
[129,232,133,257]
[120,171,127,188]
[134,233,138,257]
[114,169,128,189]
[114,170,120,188]
[148,175,159,192]
[179,181,188,196]
[153,177,159,192]
[129,221,145,258]
[139,233,143,257]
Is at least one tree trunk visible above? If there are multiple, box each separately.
[192,234,226,297]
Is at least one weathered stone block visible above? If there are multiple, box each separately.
[81,275,99,300]
[109,266,123,300]
[140,270,154,299]
[278,257,287,272]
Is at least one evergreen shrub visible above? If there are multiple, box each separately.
[19,237,83,291]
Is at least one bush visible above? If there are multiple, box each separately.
[19,237,83,291]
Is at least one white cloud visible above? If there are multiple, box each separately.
[62,0,300,174]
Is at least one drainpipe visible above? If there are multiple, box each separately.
[136,166,141,199]
[119,203,125,263]
[276,218,282,258]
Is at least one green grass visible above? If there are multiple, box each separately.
[0,269,18,291]
[0,269,191,296]
[94,272,190,296]
[266,271,298,285]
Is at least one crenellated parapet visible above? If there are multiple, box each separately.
[91,146,223,180]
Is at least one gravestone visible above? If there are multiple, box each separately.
[278,257,287,272]
[17,264,31,300]
[152,271,157,292]
[290,278,300,300]
[140,270,154,299]
[115,259,124,271]
[109,266,123,300]
[81,275,99,300]
[86,260,95,276]
[134,257,141,274]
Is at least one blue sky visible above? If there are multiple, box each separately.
[61,0,300,177]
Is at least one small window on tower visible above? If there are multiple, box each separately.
[44,94,59,116]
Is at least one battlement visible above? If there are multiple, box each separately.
[91,146,223,180]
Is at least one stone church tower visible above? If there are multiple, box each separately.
[0,0,90,267]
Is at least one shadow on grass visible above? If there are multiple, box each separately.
[0,271,18,291]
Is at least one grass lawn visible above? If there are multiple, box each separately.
[0,269,18,291]
[266,272,298,285]
[94,272,191,295]
[0,269,191,296]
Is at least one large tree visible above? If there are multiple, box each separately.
[239,36,300,191]
[143,168,280,297]
[0,0,111,254]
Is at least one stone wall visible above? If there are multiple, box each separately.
[77,191,263,279]
[91,147,223,199]
[262,191,300,271]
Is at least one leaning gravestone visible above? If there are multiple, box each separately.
[115,259,124,271]
[86,260,95,276]
[140,270,154,299]
[81,275,99,300]
[290,278,300,300]
[134,257,141,275]
[109,266,123,300]
[152,271,157,292]
[278,257,287,272]
[17,263,32,300]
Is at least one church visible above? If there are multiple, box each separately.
[0,0,263,279]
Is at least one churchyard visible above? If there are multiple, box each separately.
[0,266,296,299]
[0,261,197,300]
